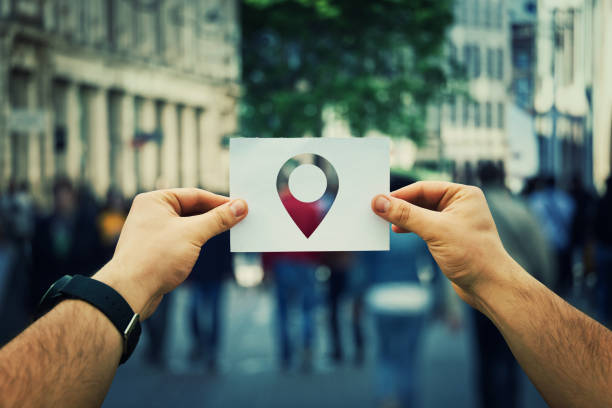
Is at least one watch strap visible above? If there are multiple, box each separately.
[60,275,141,364]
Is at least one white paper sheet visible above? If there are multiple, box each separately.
[230,137,390,252]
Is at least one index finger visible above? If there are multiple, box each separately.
[390,181,463,211]
[158,188,230,216]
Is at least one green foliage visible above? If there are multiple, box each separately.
[241,0,455,141]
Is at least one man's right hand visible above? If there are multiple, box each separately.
[373,181,612,408]
[372,181,518,310]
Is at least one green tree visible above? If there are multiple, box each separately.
[241,0,455,142]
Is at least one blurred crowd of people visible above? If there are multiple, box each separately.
[521,170,612,326]
[0,178,129,345]
[0,178,234,376]
[473,163,612,408]
[0,167,610,408]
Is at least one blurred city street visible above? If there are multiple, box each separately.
[1,0,611,407]
[104,282,547,408]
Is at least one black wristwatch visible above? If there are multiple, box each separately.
[37,275,141,365]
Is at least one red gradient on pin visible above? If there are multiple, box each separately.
[279,189,326,238]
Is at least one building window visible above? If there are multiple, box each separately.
[167,3,185,61]
[108,91,122,187]
[484,0,491,28]
[497,1,504,29]
[474,101,481,127]
[516,78,531,108]
[78,87,91,179]
[155,101,164,179]
[463,44,471,77]
[497,102,505,129]
[456,0,466,24]
[134,96,143,191]
[462,98,470,127]
[516,51,529,69]
[176,104,184,186]
[52,80,68,174]
[155,3,164,55]
[473,46,481,78]
[449,41,458,64]
[486,102,493,128]
[473,0,480,27]
[195,107,203,185]
[497,48,504,80]
[449,95,457,124]
[487,48,494,77]
[9,71,31,181]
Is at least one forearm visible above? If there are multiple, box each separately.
[476,257,612,408]
[0,299,122,407]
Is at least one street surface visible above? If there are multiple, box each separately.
[104,283,548,408]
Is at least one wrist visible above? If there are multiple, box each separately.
[470,253,530,319]
[92,261,151,317]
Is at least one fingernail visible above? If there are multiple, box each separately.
[229,200,246,217]
[374,195,390,213]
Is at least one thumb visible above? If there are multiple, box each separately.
[188,199,248,244]
[372,194,440,240]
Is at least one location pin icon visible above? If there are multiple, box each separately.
[276,153,339,238]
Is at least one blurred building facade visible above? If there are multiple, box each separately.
[505,0,539,191]
[419,0,612,191]
[419,0,511,184]
[534,0,612,190]
[0,0,239,199]
[448,0,510,183]
[509,1,537,113]
[591,0,612,191]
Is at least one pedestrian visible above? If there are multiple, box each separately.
[527,175,575,296]
[568,174,598,281]
[594,176,612,326]
[322,251,360,364]
[97,188,127,266]
[319,180,365,365]
[262,185,320,370]
[0,182,34,343]
[188,230,232,373]
[143,297,170,367]
[363,175,447,407]
[30,177,101,313]
[475,162,556,408]
[0,215,22,346]
[0,181,35,258]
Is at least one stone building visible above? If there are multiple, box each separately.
[416,0,511,184]
[421,0,511,183]
[504,0,539,190]
[534,0,591,187]
[0,0,240,198]
[534,0,612,191]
